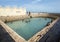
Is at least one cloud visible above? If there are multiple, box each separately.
[20,0,60,13]
[31,0,42,4]
[21,0,42,7]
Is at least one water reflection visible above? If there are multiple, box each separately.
[22,19,31,23]
[25,19,30,23]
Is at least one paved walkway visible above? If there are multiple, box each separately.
[39,18,60,42]
[0,25,15,42]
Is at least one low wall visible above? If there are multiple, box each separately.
[28,18,59,42]
[0,13,59,22]
[0,20,26,42]
[30,14,58,18]
[0,15,30,22]
[30,13,60,17]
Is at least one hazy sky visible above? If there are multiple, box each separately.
[0,0,60,13]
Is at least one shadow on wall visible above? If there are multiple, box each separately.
[48,13,60,17]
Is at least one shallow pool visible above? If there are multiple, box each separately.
[6,18,52,40]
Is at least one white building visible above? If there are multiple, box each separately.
[0,7,26,16]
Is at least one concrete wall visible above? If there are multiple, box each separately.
[0,7,26,16]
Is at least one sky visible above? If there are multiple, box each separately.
[0,0,60,13]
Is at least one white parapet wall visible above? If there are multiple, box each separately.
[0,7,26,16]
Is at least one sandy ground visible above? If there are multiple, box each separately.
[0,25,15,42]
[39,18,60,42]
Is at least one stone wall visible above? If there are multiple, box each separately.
[0,15,30,22]
[39,18,60,42]
[0,14,60,42]
[28,18,59,42]
[0,20,26,42]
[0,13,58,22]
[30,13,58,18]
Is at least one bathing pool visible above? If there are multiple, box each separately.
[6,18,52,40]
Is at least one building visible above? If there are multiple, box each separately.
[0,7,26,16]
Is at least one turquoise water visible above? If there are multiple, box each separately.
[6,18,52,40]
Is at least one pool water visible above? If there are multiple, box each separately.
[6,18,52,40]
